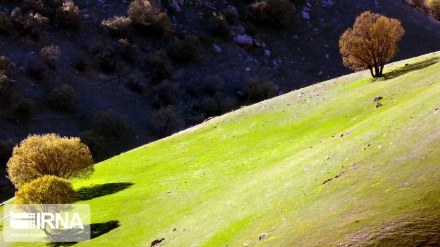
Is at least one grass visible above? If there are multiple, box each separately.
[1,52,440,246]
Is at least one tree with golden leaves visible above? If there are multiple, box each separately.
[7,134,94,189]
[339,11,405,77]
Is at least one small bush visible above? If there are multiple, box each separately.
[92,44,117,73]
[242,77,278,103]
[40,45,61,68]
[207,12,230,37]
[148,49,172,83]
[55,0,81,30]
[168,35,202,63]
[49,84,76,111]
[7,133,94,188]
[245,0,294,29]
[427,0,440,18]
[125,72,146,93]
[72,52,88,71]
[152,80,182,107]
[94,110,131,139]
[224,6,240,25]
[0,74,11,94]
[127,0,172,37]
[0,12,15,36]
[102,16,132,37]
[0,56,11,76]
[79,130,105,161]
[13,10,49,40]
[23,0,47,15]
[15,175,76,204]
[119,41,138,64]
[152,105,185,137]
[9,97,36,117]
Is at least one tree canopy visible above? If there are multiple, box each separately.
[7,133,94,189]
[339,11,405,77]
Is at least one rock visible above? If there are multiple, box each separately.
[302,11,310,20]
[373,96,383,102]
[376,103,382,108]
[82,14,90,19]
[150,238,165,247]
[325,54,329,59]
[204,2,216,10]
[264,49,271,57]
[245,67,251,72]
[273,61,279,68]
[259,233,267,240]
[231,25,246,35]
[318,71,323,76]
[169,1,182,14]
[213,44,222,53]
[233,34,254,46]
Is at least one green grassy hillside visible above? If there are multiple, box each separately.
[2,52,440,246]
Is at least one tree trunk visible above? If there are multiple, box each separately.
[369,67,374,77]
[374,66,382,77]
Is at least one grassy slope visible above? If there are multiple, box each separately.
[2,53,440,246]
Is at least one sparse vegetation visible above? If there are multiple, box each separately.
[148,49,173,83]
[9,96,36,117]
[245,0,294,29]
[339,11,405,77]
[7,133,94,189]
[242,77,278,103]
[152,105,185,137]
[40,45,61,68]
[127,0,172,37]
[55,0,81,30]
[101,16,132,37]
[168,35,202,63]
[49,84,76,111]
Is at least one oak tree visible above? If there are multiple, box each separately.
[339,11,405,77]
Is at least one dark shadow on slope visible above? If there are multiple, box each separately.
[47,220,121,247]
[75,182,133,201]
[383,58,440,80]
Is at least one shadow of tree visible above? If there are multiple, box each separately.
[47,220,120,247]
[383,58,440,80]
[75,182,133,201]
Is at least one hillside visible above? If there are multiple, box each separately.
[2,52,440,246]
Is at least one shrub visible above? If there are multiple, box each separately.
[152,80,182,107]
[72,52,88,71]
[93,44,117,73]
[0,56,11,76]
[0,74,10,94]
[427,0,440,18]
[245,0,294,29]
[102,16,132,37]
[207,12,230,37]
[152,105,185,137]
[339,11,405,77]
[148,49,172,83]
[55,0,81,30]
[94,110,131,139]
[242,77,278,103]
[224,6,240,25]
[168,35,202,63]
[79,130,106,161]
[12,10,49,40]
[9,97,36,117]
[124,71,146,93]
[0,12,15,36]
[7,133,94,189]
[49,84,76,111]
[40,45,61,68]
[15,175,76,204]
[127,0,172,37]
[119,41,138,64]
[23,0,47,15]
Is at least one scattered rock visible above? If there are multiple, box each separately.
[273,61,279,68]
[173,228,177,231]
[376,103,382,108]
[83,14,90,19]
[373,96,383,102]
[245,67,251,72]
[150,238,165,247]
[259,233,267,240]
[302,11,310,20]
[233,34,254,46]
[264,49,271,57]
[435,108,438,114]
[213,44,222,53]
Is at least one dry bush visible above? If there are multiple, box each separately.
[152,80,182,107]
[245,0,294,29]
[168,35,202,63]
[242,77,278,103]
[7,133,94,189]
[427,0,440,18]
[23,0,47,15]
[92,44,117,73]
[0,56,11,76]
[148,49,172,83]
[0,74,10,94]
[9,96,36,117]
[40,45,61,68]
[72,52,88,71]
[102,16,132,37]
[0,12,15,36]
[208,12,230,37]
[119,40,138,64]
[94,110,132,139]
[49,84,76,111]
[55,0,81,30]
[15,175,76,204]
[12,10,49,39]
[127,0,172,37]
[152,105,185,137]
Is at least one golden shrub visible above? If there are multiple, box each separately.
[15,175,76,204]
[7,134,94,189]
